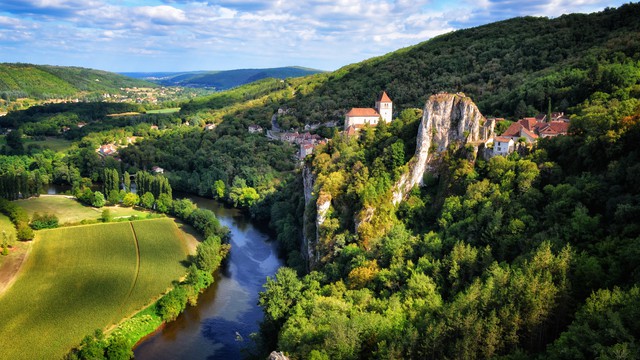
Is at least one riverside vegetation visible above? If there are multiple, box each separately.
[0,3,640,359]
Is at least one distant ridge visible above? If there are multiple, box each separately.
[0,63,156,99]
[122,66,325,90]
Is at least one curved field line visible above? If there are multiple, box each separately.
[126,221,141,300]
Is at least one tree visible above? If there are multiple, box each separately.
[212,180,225,199]
[123,171,131,192]
[5,129,24,154]
[156,193,173,213]
[105,334,133,360]
[101,209,112,223]
[121,192,139,207]
[259,267,304,321]
[16,223,34,241]
[92,191,106,207]
[140,192,155,209]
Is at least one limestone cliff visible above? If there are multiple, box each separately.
[392,93,493,204]
[302,164,328,269]
[302,93,493,266]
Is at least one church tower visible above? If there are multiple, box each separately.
[375,91,393,123]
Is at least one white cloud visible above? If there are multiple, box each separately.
[0,0,631,71]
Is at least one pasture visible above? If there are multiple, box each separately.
[0,218,190,359]
[0,135,73,153]
[16,195,146,224]
[145,107,180,114]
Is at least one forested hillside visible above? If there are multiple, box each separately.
[0,63,155,100]
[178,3,639,129]
[253,4,640,360]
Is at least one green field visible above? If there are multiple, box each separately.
[0,218,190,359]
[145,107,180,114]
[16,196,146,224]
[0,135,74,153]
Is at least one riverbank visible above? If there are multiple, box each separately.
[134,194,283,360]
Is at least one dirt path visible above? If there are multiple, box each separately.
[0,242,32,297]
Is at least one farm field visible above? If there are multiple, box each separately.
[16,195,146,223]
[0,218,190,360]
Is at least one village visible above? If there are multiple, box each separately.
[269,91,570,160]
[91,91,570,168]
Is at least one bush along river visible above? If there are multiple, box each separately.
[134,196,283,359]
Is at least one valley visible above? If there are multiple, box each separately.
[0,2,639,359]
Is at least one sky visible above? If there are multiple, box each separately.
[0,0,632,72]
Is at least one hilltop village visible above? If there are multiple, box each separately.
[268,91,570,161]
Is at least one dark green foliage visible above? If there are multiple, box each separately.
[194,235,228,273]
[104,334,133,360]
[157,286,189,322]
[187,208,225,239]
[546,286,640,360]
[256,6,640,355]
[0,198,33,240]
[30,212,59,229]
[103,168,120,203]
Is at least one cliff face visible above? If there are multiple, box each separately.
[302,94,493,266]
[392,93,493,204]
[302,165,317,268]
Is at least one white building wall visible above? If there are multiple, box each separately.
[493,140,514,156]
[345,115,381,128]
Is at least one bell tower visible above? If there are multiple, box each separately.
[375,91,393,123]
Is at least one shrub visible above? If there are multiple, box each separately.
[30,212,59,230]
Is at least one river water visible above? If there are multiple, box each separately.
[133,196,283,359]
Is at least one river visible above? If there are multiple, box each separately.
[133,196,283,359]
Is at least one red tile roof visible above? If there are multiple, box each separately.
[539,121,569,135]
[347,108,380,117]
[520,126,539,139]
[519,118,538,131]
[345,125,358,136]
[502,122,523,137]
[495,136,513,143]
[378,91,392,103]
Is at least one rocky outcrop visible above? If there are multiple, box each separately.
[392,93,493,204]
[301,165,316,268]
[302,164,330,269]
[268,351,290,360]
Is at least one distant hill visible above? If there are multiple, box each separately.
[0,63,156,100]
[122,66,324,90]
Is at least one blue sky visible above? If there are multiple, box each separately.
[0,0,631,72]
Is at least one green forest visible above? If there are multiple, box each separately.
[0,63,155,100]
[0,3,640,359]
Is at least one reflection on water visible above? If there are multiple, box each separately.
[133,195,283,360]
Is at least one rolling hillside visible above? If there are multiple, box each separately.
[179,3,640,127]
[0,63,156,100]
[123,66,324,90]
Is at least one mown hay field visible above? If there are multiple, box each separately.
[16,195,99,223]
[0,218,190,359]
[16,195,147,224]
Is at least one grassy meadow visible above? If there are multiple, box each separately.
[0,135,73,153]
[145,107,180,114]
[16,196,146,224]
[0,219,190,359]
